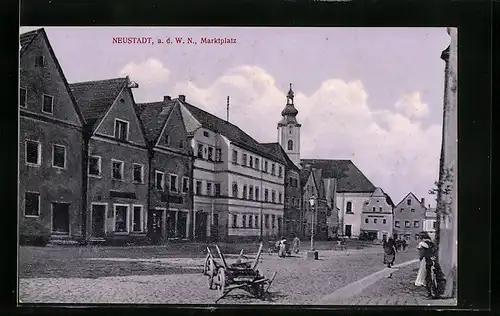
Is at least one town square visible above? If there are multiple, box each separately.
[18,26,457,306]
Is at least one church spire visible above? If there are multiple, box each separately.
[287,83,294,104]
[281,82,298,118]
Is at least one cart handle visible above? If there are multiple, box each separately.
[252,243,264,270]
[215,244,229,270]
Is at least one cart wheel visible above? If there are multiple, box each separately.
[203,254,210,275]
[206,258,215,290]
[216,267,226,297]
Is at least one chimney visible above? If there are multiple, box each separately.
[421,198,425,206]
[164,95,171,102]
[179,95,186,102]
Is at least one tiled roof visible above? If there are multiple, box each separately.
[69,77,128,129]
[300,159,376,193]
[259,143,299,169]
[136,101,175,142]
[394,192,423,208]
[20,28,43,56]
[179,100,284,163]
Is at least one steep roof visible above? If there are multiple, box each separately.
[179,99,284,163]
[260,143,299,170]
[20,29,43,56]
[136,100,175,142]
[69,77,128,129]
[394,192,423,208]
[300,159,376,193]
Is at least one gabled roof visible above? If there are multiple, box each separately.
[179,99,284,163]
[20,28,85,126]
[136,100,176,143]
[300,159,376,193]
[394,192,423,208]
[260,143,299,170]
[69,77,128,130]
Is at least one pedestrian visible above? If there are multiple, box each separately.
[278,236,287,258]
[418,232,444,299]
[383,236,397,268]
[414,234,428,287]
[292,235,300,254]
[402,238,408,251]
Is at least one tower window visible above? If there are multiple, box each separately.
[287,140,293,151]
[289,125,293,134]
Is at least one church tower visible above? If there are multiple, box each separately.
[278,83,301,168]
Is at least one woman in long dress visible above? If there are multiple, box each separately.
[415,233,430,286]
[383,237,397,268]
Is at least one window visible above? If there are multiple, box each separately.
[433,221,437,229]
[265,214,270,228]
[255,187,260,201]
[111,160,124,180]
[407,199,411,205]
[249,186,254,200]
[51,144,66,169]
[243,185,247,199]
[88,156,101,176]
[289,126,293,135]
[255,158,260,170]
[215,148,222,162]
[346,201,353,213]
[35,55,44,67]
[242,154,247,166]
[182,177,189,193]
[132,205,143,232]
[215,183,221,197]
[20,88,27,107]
[255,215,259,228]
[278,166,283,178]
[203,131,209,137]
[414,221,420,228]
[197,144,204,159]
[395,221,400,227]
[374,218,378,224]
[114,119,129,141]
[165,135,170,146]
[405,221,410,228]
[365,218,368,224]
[25,140,41,165]
[411,208,415,212]
[249,215,253,228]
[208,147,214,161]
[372,207,376,212]
[206,182,212,196]
[278,192,282,204]
[264,189,269,202]
[271,164,276,175]
[285,197,290,205]
[242,215,246,228]
[400,208,404,212]
[271,191,276,203]
[24,192,40,217]
[272,215,276,228]
[264,161,268,173]
[196,180,202,195]
[232,150,238,163]
[288,140,293,151]
[379,207,383,212]
[232,214,238,228]
[383,219,387,224]
[232,182,238,197]
[170,174,178,192]
[155,171,164,190]
[114,205,129,232]
[133,164,143,183]
[249,156,253,168]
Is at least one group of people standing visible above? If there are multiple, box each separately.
[274,236,301,258]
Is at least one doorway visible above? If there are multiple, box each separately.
[148,209,163,243]
[166,211,176,238]
[195,212,208,240]
[52,203,70,235]
[91,204,106,238]
[345,224,352,237]
[177,212,187,238]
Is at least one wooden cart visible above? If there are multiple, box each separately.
[202,243,277,303]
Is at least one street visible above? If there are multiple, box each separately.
[19,241,420,304]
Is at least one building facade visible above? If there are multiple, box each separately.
[179,96,286,241]
[137,97,194,242]
[392,192,428,243]
[70,77,150,244]
[359,187,394,241]
[19,29,85,245]
[423,207,437,240]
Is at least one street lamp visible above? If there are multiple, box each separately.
[309,195,316,251]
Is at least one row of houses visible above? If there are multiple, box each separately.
[19,28,434,246]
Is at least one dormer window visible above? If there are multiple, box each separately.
[114,119,129,141]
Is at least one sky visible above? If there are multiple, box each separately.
[20,26,452,207]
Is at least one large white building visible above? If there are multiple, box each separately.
[177,95,286,241]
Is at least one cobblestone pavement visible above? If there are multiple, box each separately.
[19,246,419,305]
[326,261,457,306]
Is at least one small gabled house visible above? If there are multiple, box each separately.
[19,28,85,245]
[136,96,194,243]
[360,187,395,241]
[70,76,149,244]
[392,192,428,243]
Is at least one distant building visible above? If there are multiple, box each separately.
[360,187,395,241]
[70,76,149,245]
[300,167,330,240]
[19,28,85,245]
[178,96,286,241]
[136,97,194,242]
[424,207,437,240]
[392,192,428,243]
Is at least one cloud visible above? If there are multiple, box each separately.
[394,92,430,119]
[127,64,442,206]
[119,58,171,87]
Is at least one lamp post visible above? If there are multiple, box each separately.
[309,195,316,251]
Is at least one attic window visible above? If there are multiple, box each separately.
[203,131,209,137]
[407,199,411,205]
[120,98,125,103]
[35,56,45,67]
